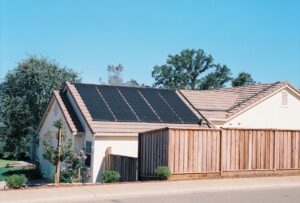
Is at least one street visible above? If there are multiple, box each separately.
[1,176,300,203]
[72,187,300,203]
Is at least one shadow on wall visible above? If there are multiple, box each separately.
[96,157,105,182]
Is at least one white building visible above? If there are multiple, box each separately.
[36,82,208,182]
[180,82,300,130]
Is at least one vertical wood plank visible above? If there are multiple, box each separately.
[198,131,203,172]
[202,130,207,172]
[252,131,257,169]
[184,130,189,172]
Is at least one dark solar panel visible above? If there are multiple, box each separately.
[118,87,161,123]
[97,86,138,122]
[74,84,115,121]
[139,88,181,123]
[159,90,199,124]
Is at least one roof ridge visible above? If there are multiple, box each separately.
[225,82,281,113]
[70,82,169,91]
[181,82,282,92]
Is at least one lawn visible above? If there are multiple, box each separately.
[0,159,19,167]
[0,166,42,181]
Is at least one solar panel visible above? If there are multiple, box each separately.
[139,88,181,123]
[118,87,161,123]
[159,90,199,124]
[97,86,138,122]
[74,84,115,121]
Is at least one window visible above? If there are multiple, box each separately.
[85,141,92,167]
[281,91,288,106]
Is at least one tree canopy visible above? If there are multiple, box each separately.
[152,49,257,90]
[232,72,256,87]
[152,49,233,90]
[0,56,80,158]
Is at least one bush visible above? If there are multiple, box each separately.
[5,174,28,189]
[102,171,120,183]
[155,166,172,180]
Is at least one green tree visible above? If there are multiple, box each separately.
[198,64,232,90]
[232,72,256,87]
[43,119,86,183]
[0,56,80,158]
[107,64,124,85]
[152,49,231,90]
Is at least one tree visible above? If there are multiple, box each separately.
[198,64,232,90]
[232,72,256,87]
[107,64,124,85]
[152,49,232,90]
[125,79,140,87]
[105,64,143,86]
[0,56,80,158]
[43,119,86,184]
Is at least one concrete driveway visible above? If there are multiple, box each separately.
[1,176,300,203]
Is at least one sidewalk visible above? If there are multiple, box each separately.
[1,176,300,203]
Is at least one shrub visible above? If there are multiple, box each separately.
[5,174,27,189]
[155,166,172,180]
[102,171,120,183]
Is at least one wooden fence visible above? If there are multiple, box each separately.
[139,128,300,180]
[105,148,138,182]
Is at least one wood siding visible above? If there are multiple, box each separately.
[105,148,138,182]
[139,128,300,179]
[138,129,169,178]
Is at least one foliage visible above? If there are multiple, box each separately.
[198,64,232,90]
[232,72,256,87]
[105,64,142,86]
[155,166,172,180]
[152,49,219,90]
[0,56,80,158]
[43,119,87,183]
[5,174,28,189]
[102,171,121,183]
[0,159,19,167]
[107,64,124,85]
[1,167,41,181]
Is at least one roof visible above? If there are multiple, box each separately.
[54,91,84,133]
[37,90,84,134]
[72,83,203,124]
[180,82,300,121]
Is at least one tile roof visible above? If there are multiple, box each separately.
[53,91,84,133]
[180,82,299,121]
[65,82,209,134]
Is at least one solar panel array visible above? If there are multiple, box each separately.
[74,83,201,124]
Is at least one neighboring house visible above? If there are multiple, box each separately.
[180,82,300,129]
[36,82,209,182]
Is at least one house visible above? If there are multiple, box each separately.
[36,82,210,182]
[180,82,300,129]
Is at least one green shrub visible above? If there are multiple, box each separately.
[5,174,27,189]
[102,171,120,183]
[155,166,172,180]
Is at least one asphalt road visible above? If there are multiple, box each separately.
[68,186,300,203]
[2,176,300,203]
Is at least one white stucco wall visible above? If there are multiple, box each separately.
[223,88,300,129]
[92,136,138,182]
[37,99,75,179]
[66,90,94,182]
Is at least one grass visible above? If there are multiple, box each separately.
[0,159,19,167]
[0,166,42,181]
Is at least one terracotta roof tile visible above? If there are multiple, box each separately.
[54,91,84,133]
[180,82,293,120]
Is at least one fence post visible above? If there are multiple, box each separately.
[220,129,223,177]
[273,130,276,173]
[105,147,112,171]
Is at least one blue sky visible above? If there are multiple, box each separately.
[1,0,300,87]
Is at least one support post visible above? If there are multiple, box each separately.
[55,128,62,185]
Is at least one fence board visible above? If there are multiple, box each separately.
[139,128,300,180]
